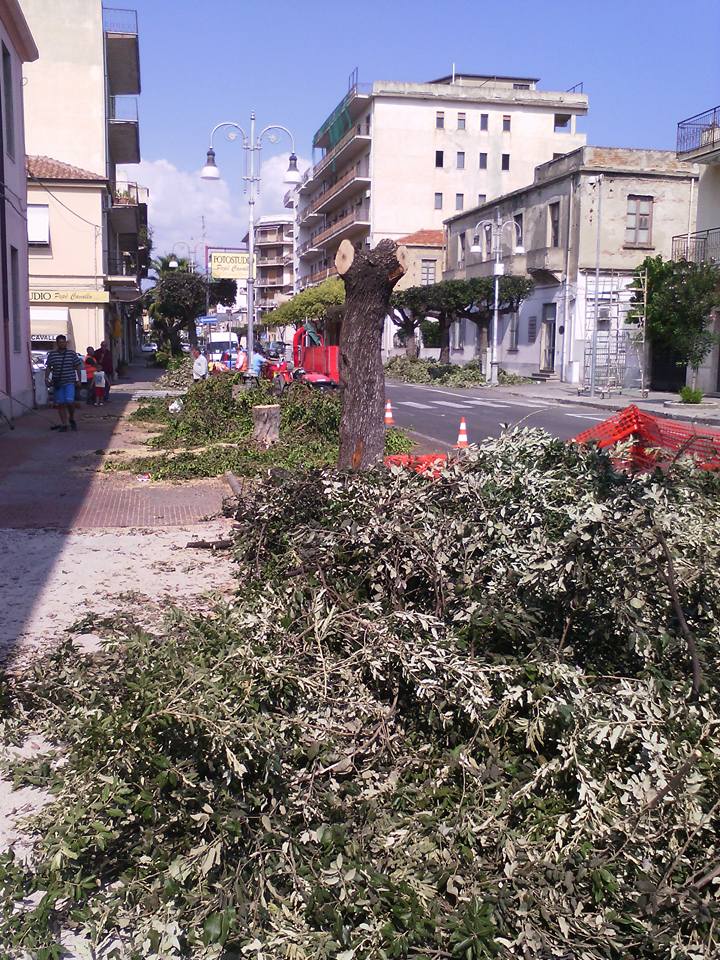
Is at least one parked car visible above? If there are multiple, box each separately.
[141,341,158,354]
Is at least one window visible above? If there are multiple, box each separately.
[421,259,436,285]
[458,232,466,262]
[501,154,510,171]
[508,312,519,351]
[626,195,654,246]
[513,213,524,246]
[27,204,50,244]
[503,115,511,132]
[435,150,444,168]
[455,193,464,211]
[452,318,466,350]
[457,112,466,130]
[2,43,14,158]
[436,111,445,129]
[513,82,530,90]
[528,316,538,343]
[478,193,487,206]
[549,201,560,247]
[10,245,19,353]
[479,152,487,169]
[456,151,465,169]
[480,113,488,131]
[554,113,571,133]
[434,192,443,210]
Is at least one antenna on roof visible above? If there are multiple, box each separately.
[452,62,456,83]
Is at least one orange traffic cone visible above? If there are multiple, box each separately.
[384,400,395,427]
[455,417,469,448]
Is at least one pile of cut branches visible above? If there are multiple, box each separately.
[1,431,719,959]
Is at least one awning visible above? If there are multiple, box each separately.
[29,307,71,341]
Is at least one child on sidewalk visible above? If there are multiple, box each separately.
[93,366,106,406]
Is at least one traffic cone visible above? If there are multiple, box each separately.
[384,400,395,427]
[455,417,469,448]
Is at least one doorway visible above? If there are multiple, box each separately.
[650,343,686,392]
[540,303,557,372]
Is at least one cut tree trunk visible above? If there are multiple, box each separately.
[473,320,489,372]
[252,404,280,448]
[335,239,407,470]
[405,329,420,359]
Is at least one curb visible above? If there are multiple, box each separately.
[502,389,720,427]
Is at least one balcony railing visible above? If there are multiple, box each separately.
[677,105,720,156]
[307,160,370,214]
[107,254,138,278]
[672,227,720,263]
[302,266,337,287]
[103,7,138,34]
[311,206,370,248]
[313,120,371,179]
[108,95,139,122]
[112,180,139,206]
[256,230,293,245]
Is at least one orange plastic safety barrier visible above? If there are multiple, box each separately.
[573,404,720,471]
[384,453,448,478]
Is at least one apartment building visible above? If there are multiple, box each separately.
[291,73,588,288]
[0,0,37,421]
[444,147,697,388]
[251,214,294,315]
[22,1,147,367]
[673,104,720,393]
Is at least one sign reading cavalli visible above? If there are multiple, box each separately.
[30,289,110,304]
[209,251,251,280]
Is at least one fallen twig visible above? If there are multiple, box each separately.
[655,528,702,699]
[185,538,234,550]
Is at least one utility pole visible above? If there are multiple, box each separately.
[589,175,603,398]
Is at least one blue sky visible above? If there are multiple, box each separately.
[129,0,720,255]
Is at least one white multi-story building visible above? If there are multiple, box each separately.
[250,213,294,315]
[22,1,147,367]
[443,147,698,389]
[0,0,37,421]
[290,72,588,288]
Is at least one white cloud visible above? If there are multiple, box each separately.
[121,152,310,264]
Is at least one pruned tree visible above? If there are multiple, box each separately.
[390,286,430,358]
[263,277,345,330]
[463,275,535,360]
[335,239,407,470]
[630,255,720,389]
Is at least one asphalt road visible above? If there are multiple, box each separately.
[384,381,610,447]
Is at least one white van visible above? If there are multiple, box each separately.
[207,331,239,364]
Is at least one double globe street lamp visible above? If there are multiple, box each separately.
[200,114,300,357]
[470,213,524,386]
[168,240,202,272]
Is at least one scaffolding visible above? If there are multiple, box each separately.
[580,271,646,397]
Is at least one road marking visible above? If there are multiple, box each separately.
[397,401,433,409]
[491,398,550,409]
[464,399,512,408]
[564,413,605,420]
[432,400,471,409]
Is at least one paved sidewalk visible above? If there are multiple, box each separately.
[0,363,227,530]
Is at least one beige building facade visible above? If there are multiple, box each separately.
[444,147,698,389]
[22,1,146,368]
[674,104,720,394]
[0,0,37,421]
[291,73,587,290]
[253,214,294,316]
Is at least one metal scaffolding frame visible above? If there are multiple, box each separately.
[580,271,645,397]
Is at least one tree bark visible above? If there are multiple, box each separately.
[472,319,489,371]
[252,404,280,448]
[438,312,452,364]
[336,239,407,470]
[405,328,419,359]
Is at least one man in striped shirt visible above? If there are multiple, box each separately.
[45,335,82,432]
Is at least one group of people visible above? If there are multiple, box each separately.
[191,344,267,382]
[45,334,113,432]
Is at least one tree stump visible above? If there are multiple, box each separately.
[335,239,407,470]
[252,404,280,448]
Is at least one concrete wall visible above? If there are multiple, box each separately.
[370,95,585,243]
[0,13,34,419]
[22,0,106,177]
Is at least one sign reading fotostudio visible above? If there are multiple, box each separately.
[30,289,110,304]
[209,250,251,280]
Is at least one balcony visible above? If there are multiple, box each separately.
[677,106,720,163]
[526,246,565,278]
[297,166,316,196]
[103,8,140,96]
[108,95,140,164]
[312,205,371,250]
[106,254,141,296]
[257,277,291,289]
[307,160,371,217]
[672,227,720,263]
[108,180,147,232]
[298,236,322,258]
[255,230,293,246]
[312,120,372,180]
[256,255,291,267]
[301,266,337,288]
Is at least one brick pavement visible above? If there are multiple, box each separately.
[0,367,227,529]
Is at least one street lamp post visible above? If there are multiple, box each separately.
[168,240,201,272]
[470,212,524,386]
[200,114,300,357]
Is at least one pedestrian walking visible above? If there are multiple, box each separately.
[235,345,248,373]
[84,347,98,404]
[191,346,208,381]
[94,341,113,402]
[45,334,82,432]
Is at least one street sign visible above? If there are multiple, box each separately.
[209,251,251,280]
